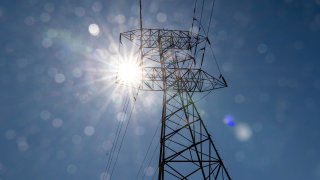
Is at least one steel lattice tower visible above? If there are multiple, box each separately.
[117,0,232,179]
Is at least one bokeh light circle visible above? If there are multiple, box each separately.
[88,24,100,36]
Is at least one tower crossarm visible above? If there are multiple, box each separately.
[140,67,227,92]
[120,29,207,51]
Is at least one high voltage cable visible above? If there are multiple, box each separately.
[151,166,159,180]
[109,89,140,179]
[135,121,161,180]
[103,94,130,180]
[106,98,129,179]
[191,0,199,34]
[197,0,205,35]
[190,0,221,76]
[209,43,222,75]
[109,88,140,179]
[206,0,216,37]
[141,142,160,180]
[108,95,130,167]
[103,93,134,180]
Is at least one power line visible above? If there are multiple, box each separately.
[191,0,199,34]
[103,94,130,180]
[197,0,205,35]
[141,142,159,180]
[135,121,161,180]
[109,88,140,179]
[209,43,222,75]
[206,0,216,36]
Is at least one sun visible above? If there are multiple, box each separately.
[116,60,142,87]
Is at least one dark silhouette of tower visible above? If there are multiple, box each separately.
[116,0,232,179]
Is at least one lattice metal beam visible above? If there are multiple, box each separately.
[121,29,206,51]
[117,28,231,179]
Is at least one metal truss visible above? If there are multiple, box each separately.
[141,67,226,92]
[120,29,206,51]
[119,28,231,180]
[158,90,231,179]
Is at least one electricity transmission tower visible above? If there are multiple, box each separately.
[116,0,232,179]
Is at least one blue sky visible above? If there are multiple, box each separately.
[1,0,320,179]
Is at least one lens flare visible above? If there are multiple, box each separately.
[117,61,142,86]
[224,115,236,127]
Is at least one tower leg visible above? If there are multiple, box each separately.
[157,90,231,180]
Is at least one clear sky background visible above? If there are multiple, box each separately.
[1,0,320,179]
